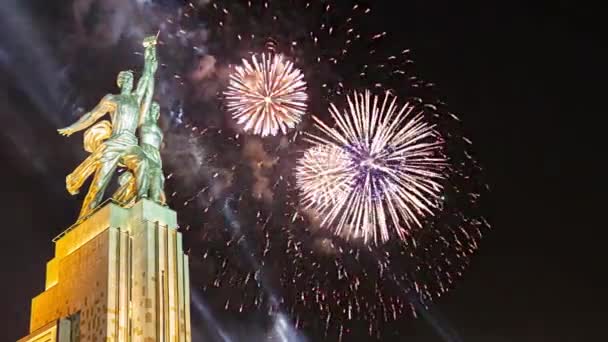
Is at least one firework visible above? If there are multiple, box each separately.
[225,53,308,137]
[295,145,351,209]
[297,90,447,244]
[156,1,489,340]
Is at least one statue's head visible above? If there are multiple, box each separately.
[149,101,161,121]
[116,70,134,93]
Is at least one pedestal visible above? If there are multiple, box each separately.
[18,199,191,341]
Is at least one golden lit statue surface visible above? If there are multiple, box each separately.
[58,36,164,221]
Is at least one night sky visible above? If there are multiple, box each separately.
[0,0,603,341]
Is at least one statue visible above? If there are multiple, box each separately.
[58,36,160,220]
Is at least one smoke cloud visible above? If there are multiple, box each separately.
[242,137,278,204]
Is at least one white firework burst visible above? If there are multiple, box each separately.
[297,90,447,244]
[296,145,351,210]
[225,53,308,137]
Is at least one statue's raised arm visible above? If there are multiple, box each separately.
[135,35,159,120]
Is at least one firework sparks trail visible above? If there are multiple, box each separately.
[298,90,447,245]
[225,53,308,136]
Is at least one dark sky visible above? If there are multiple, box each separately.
[0,1,603,341]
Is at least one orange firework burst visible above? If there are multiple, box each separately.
[225,53,308,137]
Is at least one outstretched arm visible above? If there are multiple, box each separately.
[58,95,115,136]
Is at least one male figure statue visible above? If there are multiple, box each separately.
[58,36,158,220]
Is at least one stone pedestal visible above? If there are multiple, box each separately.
[19,200,191,342]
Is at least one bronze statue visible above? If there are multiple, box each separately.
[58,36,160,220]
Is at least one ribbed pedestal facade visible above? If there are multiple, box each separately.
[19,200,191,342]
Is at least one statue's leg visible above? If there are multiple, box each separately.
[121,146,149,201]
[78,156,119,219]
[149,168,165,203]
[113,172,137,205]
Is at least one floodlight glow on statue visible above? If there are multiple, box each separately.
[58,35,165,220]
